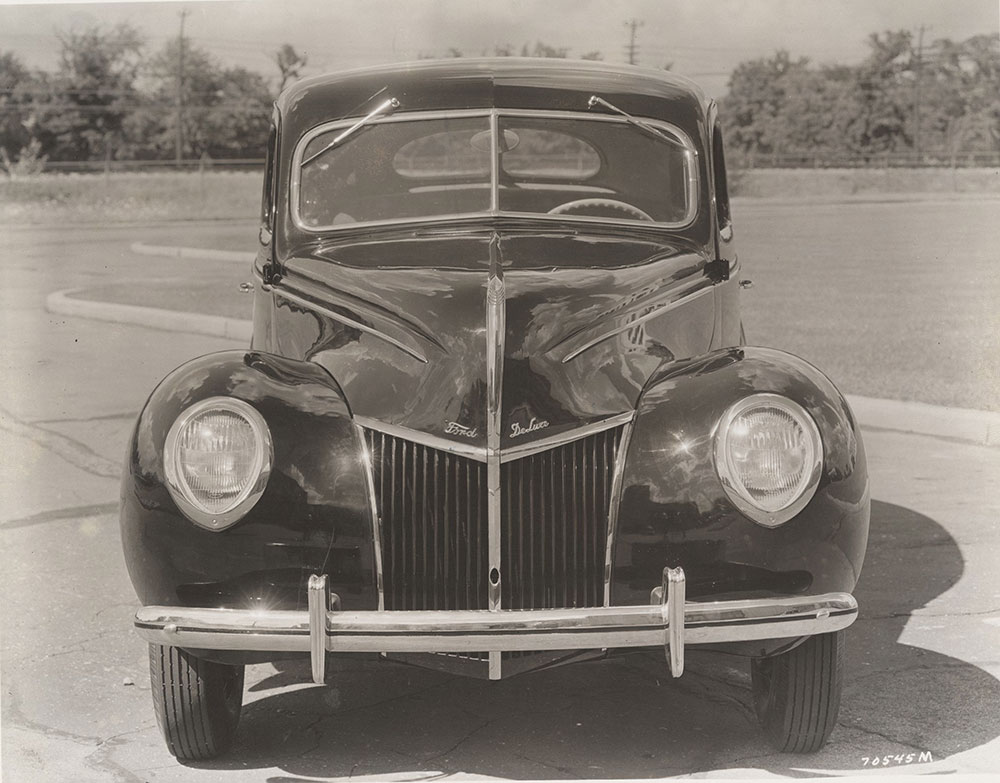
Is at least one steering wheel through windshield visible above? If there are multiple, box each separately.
[548,198,654,222]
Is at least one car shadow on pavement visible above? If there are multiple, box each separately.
[191,499,1000,779]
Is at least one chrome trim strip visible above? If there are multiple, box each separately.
[355,424,385,612]
[354,416,486,462]
[134,591,859,654]
[603,413,636,605]
[272,286,428,364]
[502,411,633,464]
[354,413,635,465]
[308,574,328,684]
[562,284,714,363]
[294,210,696,236]
[486,241,505,615]
[664,568,685,677]
[290,108,699,234]
[284,264,447,354]
[489,110,499,215]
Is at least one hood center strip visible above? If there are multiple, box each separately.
[486,235,505,679]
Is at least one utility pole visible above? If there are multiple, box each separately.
[913,25,926,163]
[175,9,189,167]
[624,18,644,65]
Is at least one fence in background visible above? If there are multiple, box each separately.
[15,151,1000,175]
[734,151,1000,169]
[36,158,265,174]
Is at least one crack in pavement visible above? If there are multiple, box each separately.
[511,751,578,778]
[6,626,127,668]
[85,725,159,783]
[1,501,119,530]
[419,717,494,764]
[1,684,146,783]
[32,411,137,425]
[0,403,120,479]
[858,607,1000,620]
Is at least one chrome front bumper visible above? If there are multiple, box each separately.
[133,568,857,683]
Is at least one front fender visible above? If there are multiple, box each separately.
[120,351,376,612]
[612,346,869,605]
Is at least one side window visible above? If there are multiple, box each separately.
[260,120,278,230]
[712,122,732,237]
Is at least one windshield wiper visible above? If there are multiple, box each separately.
[301,96,400,167]
[587,95,695,154]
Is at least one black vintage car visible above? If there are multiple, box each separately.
[121,59,870,760]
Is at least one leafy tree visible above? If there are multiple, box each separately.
[132,39,271,160]
[720,31,999,165]
[844,30,914,154]
[0,51,35,161]
[720,51,812,161]
[274,44,307,92]
[773,64,854,158]
[38,24,143,160]
[520,41,570,58]
[203,66,272,157]
[918,34,1000,159]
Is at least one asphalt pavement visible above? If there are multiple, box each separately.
[2,220,999,781]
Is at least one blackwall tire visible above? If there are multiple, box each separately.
[750,630,844,753]
[149,643,245,761]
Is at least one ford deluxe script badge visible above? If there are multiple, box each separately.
[510,417,550,438]
[444,421,478,438]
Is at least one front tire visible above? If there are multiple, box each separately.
[750,630,844,753]
[149,644,245,760]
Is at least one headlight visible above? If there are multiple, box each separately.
[163,397,273,530]
[713,393,822,527]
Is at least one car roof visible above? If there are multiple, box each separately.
[276,58,711,142]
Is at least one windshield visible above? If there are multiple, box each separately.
[293,111,696,231]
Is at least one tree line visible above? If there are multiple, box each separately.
[720,30,1000,166]
[1,26,308,171]
[1,24,997,174]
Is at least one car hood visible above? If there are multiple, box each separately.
[267,228,718,449]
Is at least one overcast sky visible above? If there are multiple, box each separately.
[2,0,997,97]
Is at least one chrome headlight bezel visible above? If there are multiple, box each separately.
[713,393,823,528]
[163,396,273,531]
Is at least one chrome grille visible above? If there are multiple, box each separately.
[365,425,624,611]
[364,432,488,610]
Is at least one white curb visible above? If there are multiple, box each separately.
[846,395,1000,448]
[130,241,255,264]
[47,289,252,342]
